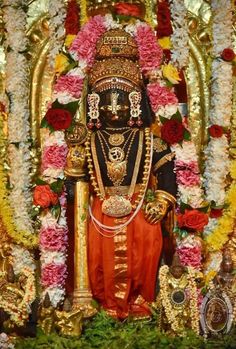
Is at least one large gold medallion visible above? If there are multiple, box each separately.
[108,147,125,162]
[107,160,127,186]
[102,195,132,217]
[108,133,125,146]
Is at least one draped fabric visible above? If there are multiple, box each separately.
[88,196,163,319]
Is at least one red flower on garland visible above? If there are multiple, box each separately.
[45,108,72,131]
[65,0,80,35]
[114,3,142,18]
[161,119,185,144]
[33,185,58,208]
[221,48,235,62]
[0,102,5,113]
[177,210,209,232]
[209,124,223,138]
[156,1,173,38]
[210,208,223,218]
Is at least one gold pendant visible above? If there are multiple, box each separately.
[107,160,127,186]
[108,147,125,162]
[102,195,132,217]
[108,133,125,146]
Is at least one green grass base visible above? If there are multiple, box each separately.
[15,311,236,349]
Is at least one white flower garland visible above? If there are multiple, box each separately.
[169,0,189,68]
[2,1,34,234]
[48,0,67,68]
[203,0,233,242]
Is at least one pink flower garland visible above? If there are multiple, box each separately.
[175,160,200,187]
[54,75,84,100]
[40,224,68,252]
[41,144,68,171]
[177,245,202,270]
[41,263,67,287]
[135,24,163,74]
[147,83,178,113]
[69,15,107,66]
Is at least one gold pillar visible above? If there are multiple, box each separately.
[73,181,96,317]
[73,181,91,304]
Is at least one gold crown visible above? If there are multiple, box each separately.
[89,57,142,92]
[96,29,138,60]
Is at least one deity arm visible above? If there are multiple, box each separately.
[144,138,176,225]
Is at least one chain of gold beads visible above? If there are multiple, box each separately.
[85,128,152,211]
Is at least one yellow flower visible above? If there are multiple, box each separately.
[65,34,76,48]
[230,161,236,180]
[205,270,217,285]
[158,36,172,50]
[54,53,70,74]
[162,63,181,84]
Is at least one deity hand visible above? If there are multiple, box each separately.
[144,190,175,225]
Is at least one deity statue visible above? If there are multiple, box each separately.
[55,298,83,337]
[66,28,177,319]
[38,293,55,335]
[200,250,235,336]
[159,254,200,335]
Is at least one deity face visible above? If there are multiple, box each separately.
[98,89,130,127]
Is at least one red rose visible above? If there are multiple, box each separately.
[161,119,185,144]
[45,109,72,131]
[209,124,223,138]
[210,208,223,218]
[221,48,235,62]
[33,185,58,208]
[114,3,142,18]
[156,1,173,38]
[177,210,209,232]
[65,0,80,35]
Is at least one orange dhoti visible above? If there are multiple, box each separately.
[88,197,163,319]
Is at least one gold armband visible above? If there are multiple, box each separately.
[152,153,175,174]
[144,190,176,225]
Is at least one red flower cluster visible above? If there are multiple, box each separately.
[65,0,80,35]
[114,3,142,18]
[45,108,72,131]
[161,119,184,144]
[33,184,58,208]
[156,1,173,38]
[209,124,223,138]
[221,48,235,62]
[177,210,209,232]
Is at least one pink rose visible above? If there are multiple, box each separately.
[41,145,68,170]
[147,83,178,112]
[54,75,84,99]
[40,225,68,252]
[41,263,67,287]
[176,169,200,186]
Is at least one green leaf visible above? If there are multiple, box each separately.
[171,110,182,122]
[183,129,191,141]
[51,204,61,220]
[179,202,192,213]
[50,179,64,194]
[40,117,49,129]
[35,178,47,185]
[51,100,79,116]
[159,116,167,124]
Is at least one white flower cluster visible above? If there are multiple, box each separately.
[0,333,14,349]
[2,1,34,233]
[11,245,36,275]
[203,0,232,207]
[204,136,230,205]
[169,0,189,68]
[42,287,65,308]
[48,0,67,67]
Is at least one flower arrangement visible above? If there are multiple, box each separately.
[202,0,233,274]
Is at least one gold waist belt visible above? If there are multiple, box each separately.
[105,184,141,196]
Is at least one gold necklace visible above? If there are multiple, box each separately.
[85,128,152,217]
[97,129,138,186]
[102,129,131,146]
